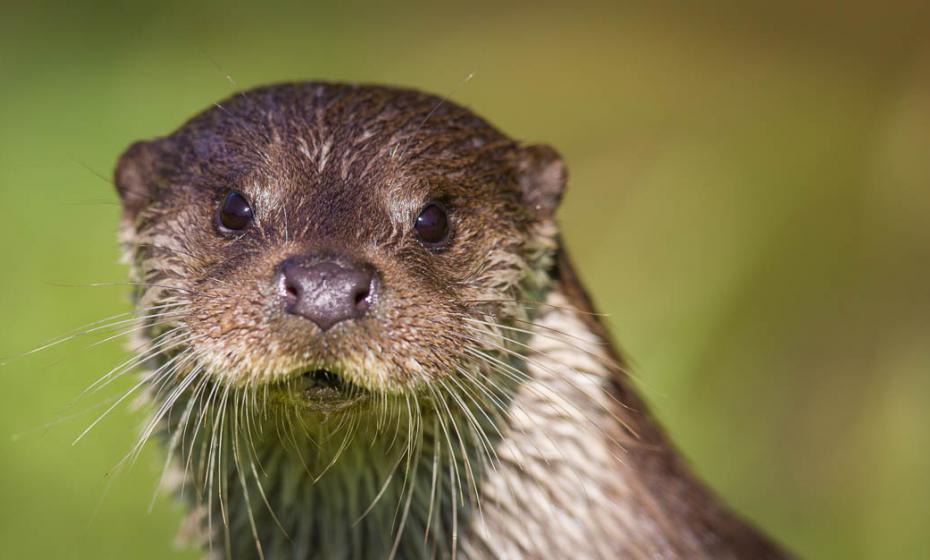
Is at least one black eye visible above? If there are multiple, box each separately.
[217,191,253,231]
[414,203,450,246]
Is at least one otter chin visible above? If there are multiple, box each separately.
[113,82,786,559]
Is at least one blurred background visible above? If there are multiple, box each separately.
[2,1,929,558]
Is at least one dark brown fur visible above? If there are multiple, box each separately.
[115,82,786,559]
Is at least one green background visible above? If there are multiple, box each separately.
[2,2,929,558]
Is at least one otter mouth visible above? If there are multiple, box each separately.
[298,368,365,412]
[301,368,347,393]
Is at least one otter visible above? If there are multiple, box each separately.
[112,82,786,559]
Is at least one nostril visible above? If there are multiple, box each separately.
[280,270,301,304]
[353,283,371,309]
[285,280,299,301]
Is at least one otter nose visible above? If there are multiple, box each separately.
[277,256,377,331]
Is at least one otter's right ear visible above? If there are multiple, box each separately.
[114,140,159,223]
[516,144,567,220]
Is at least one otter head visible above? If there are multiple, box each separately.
[114,83,566,412]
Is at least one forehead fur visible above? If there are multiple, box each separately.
[157,83,516,192]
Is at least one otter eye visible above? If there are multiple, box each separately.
[217,191,253,231]
[414,203,450,246]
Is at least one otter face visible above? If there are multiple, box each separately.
[114,83,565,408]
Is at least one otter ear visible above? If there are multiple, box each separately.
[517,144,566,219]
[114,140,159,222]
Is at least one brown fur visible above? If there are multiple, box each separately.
[114,82,786,559]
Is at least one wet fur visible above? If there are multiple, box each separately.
[114,82,786,559]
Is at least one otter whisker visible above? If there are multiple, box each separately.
[441,375,496,478]
[464,344,610,436]
[470,314,648,391]
[461,296,610,318]
[381,393,406,453]
[84,311,187,351]
[425,382,463,507]
[149,369,210,512]
[354,446,406,526]
[394,389,421,516]
[127,356,203,469]
[459,343,618,526]
[462,326,643,446]
[465,316,608,360]
[445,371,503,471]
[81,327,187,397]
[437,377,494,539]
[463,344,640,472]
[387,393,424,560]
[237,384,289,540]
[423,415,441,544]
[139,348,197,409]
[245,430,290,541]
[173,373,212,480]
[450,366,562,533]
[3,304,184,366]
[9,394,125,443]
[448,439,459,560]
[393,391,415,515]
[73,374,157,446]
[204,383,230,553]
[439,380,480,556]
[463,323,614,409]
[231,391,266,560]
[452,363,554,472]
[74,348,194,475]
[216,384,235,555]
[58,279,197,295]
[184,375,222,492]
[312,405,361,483]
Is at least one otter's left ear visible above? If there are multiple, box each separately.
[517,144,566,219]
[115,139,160,224]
